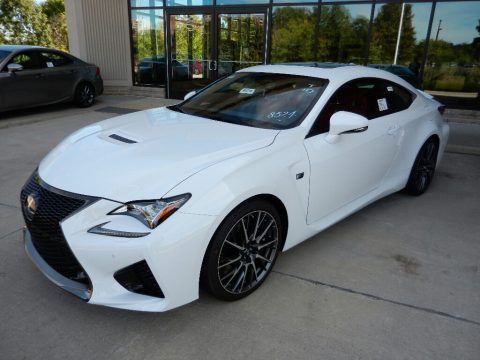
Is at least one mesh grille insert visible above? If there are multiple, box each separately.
[20,172,94,285]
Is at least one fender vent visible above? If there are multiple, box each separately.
[109,134,137,144]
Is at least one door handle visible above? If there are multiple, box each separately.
[35,73,45,79]
[387,125,400,135]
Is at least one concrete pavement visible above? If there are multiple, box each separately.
[0,97,479,360]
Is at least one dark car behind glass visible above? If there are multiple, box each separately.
[367,64,421,89]
[0,45,103,112]
[136,56,188,85]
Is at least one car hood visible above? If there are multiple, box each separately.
[39,107,279,203]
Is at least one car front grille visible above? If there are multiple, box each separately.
[20,172,95,285]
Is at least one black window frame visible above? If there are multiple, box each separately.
[2,51,43,72]
[38,50,75,68]
[307,76,416,138]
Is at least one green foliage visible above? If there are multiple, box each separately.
[318,5,369,63]
[41,0,68,51]
[131,10,164,64]
[370,3,416,64]
[0,0,67,51]
[271,7,316,63]
[271,4,392,64]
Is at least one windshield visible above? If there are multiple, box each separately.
[170,72,328,130]
[0,50,11,63]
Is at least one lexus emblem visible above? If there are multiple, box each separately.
[24,194,39,219]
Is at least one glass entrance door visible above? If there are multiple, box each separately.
[167,13,214,99]
[167,9,267,99]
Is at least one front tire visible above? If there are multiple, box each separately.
[404,137,439,195]
[74,82,95,108]
[201,200,282,301]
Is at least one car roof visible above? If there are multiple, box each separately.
[239,64,416,90]
[0,45,49,52]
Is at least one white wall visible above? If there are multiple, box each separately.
[65,0,132,87]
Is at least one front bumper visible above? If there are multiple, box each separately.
[24,228,91,300]
[22,177,218,312]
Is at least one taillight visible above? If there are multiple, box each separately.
[438,105,446,115]
[95,67,100,76]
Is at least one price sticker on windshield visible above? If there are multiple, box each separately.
[239,88,255,95]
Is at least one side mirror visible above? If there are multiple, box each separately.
[7,63,23,74]
[325,111,368,144]
[184,90,196,101]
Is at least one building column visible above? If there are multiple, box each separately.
[64,0,133,87]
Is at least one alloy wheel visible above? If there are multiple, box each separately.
[217,210,279,295]
[414,140,437,192]
[80,84,94,106]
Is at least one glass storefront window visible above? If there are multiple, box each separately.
[425,1,480,98]
[166,0,212,6]
[131,9,165,86]
[271,6,317,63]
[217,0,268,4]
[369,2,432,85]
[130,0,163,7]
[218,13,265,76]
[318,4,372,64]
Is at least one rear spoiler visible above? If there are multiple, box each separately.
[416,89,434,99]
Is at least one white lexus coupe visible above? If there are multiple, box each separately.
[21,65,449,312]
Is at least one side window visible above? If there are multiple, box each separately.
[6,52,41,71]
[40,52,73,68]
[381,81,414,113]
[309,80,370,136]
[309,78,415,137]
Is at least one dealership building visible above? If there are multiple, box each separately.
[64,0,480,101]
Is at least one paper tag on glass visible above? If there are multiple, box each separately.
[377,98,388,111]
[239,88,255,95]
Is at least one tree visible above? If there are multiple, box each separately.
[318,5,369,63]
[41,0,68,51]
[271,7,316,63]
[370,3,416,64]
[0,0,68,50]
[0,0,53,46]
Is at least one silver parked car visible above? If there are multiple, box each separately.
[0,45,103,112]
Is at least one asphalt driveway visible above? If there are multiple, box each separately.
[0,97,479,359]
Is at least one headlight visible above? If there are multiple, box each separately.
[109,193,191,229]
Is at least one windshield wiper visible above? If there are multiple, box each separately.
[167,105,186,114]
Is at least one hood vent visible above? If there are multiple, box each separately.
[108,134,137,144]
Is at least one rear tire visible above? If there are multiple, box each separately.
[404,137,439,196]
[201,200,282,301]
[74,82,95,108]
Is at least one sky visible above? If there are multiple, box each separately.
[432,1,480,44]
[349,1,479,45]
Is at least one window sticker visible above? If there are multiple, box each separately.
[377,98,388,111]
[46,61,54,68]
[239,88,255,95]
[387,86,394,92]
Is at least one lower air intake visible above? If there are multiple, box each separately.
[114,260,164,298]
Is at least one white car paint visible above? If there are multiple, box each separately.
[25,65,449,311]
